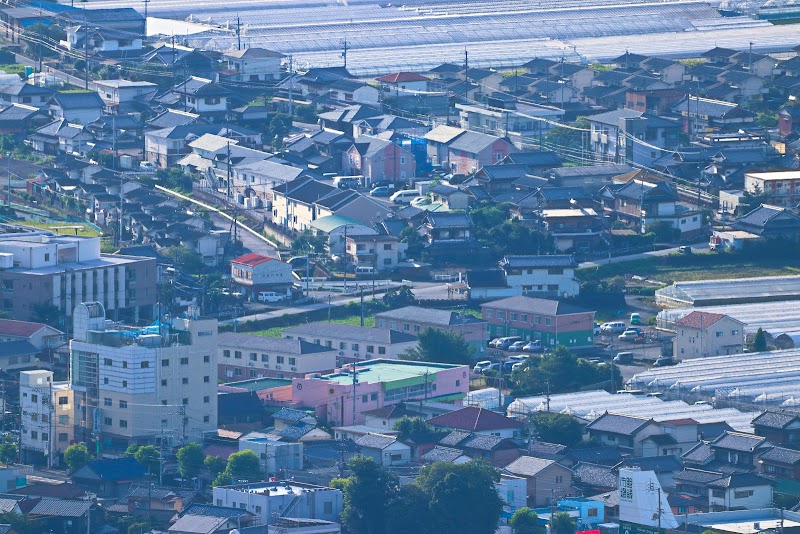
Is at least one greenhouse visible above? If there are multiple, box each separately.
[655,275,800,308]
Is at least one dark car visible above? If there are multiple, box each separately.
[653,356,676,367]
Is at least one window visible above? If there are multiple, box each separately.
[249,353,257,361]
[104,418,112,426]
[119,400,128,408]
[289,357,296,365]
[371,392,378,401]
[366,345,375,354]
[413,325,420,333]
[162,359,169,367]
[352,343,359,351]
[104,398,112,407]
[276,356,285,364]
[120,420,128,428]
[715,331,724,337]
[161,379,167,387]
[204,376,210,383]
[59,433,68,442]
[362,394,368,403]
[712,489,725,498]
[122,361,128,369]
[324,502,333,514]
[180,357,189,365]
[103,358,113,366]
[255,506,262,514]
[31,431,37,439]
[521,314,528,322]
[378,347,386,355]
[31,413,37,421]
[732,329,740,335]
[182,378,188,385]
[204,355,210,363]
[223,350,231,358]
[234,351,242,359]
[141,361,149,368]
[59,415,68,424]
[588,508,598,517]
[510,313,517,320]
[486,310,493,318]
[545,317,552,325]
[183,398,189,405]
[535,316,542,324]
[204,415,210,423]
[261,354,269,362]
[204,396,210,403]
[496,311,505,320]
[734,490,754,499]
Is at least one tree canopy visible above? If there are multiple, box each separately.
[177,443,205,479]
[392,416,434,439]
[382,285,415,308]
[509,508,545,534]
[64,443,89,472]
[531,412,583,447]
[340,455,399,534]
[549,512,576,534]
[401,327,474,364]
[226,450,261,482]
[511,346,619,396]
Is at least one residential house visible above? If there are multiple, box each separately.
[0,103,49,135]
[640,57,687,85]
[674,311,745,359]
[0,319,65,352]
[169,77,232,121]
[29,119,92,156]
[498,255,580,298]
[425,125,466,168]
[481,295,594,349]
[237,436,303,473]
[343,135,416,184]
[587,109,681,166]
[709,431,772,470]
[420,445,471,464]
[708,473,773,511]
[94,79,157,113]
[549,163,633,192]
[271,176,337,232]
[48,92,105,125]
[344,233,405,272]
[232,159,303,208]
[363,404,426,431]
[778,106,800,139]
[426,406,523,438]
[28,498,94,534]
[374,306,489,356]
[230,253,293,300]
[317,104,381,136]
[418,211,479,259]
[60,7,145,54]
[355,434,411,466]
[758,446,800,483]
[0,82,53,108]
[169,509,256,534]
[672,96,755,135]
[282,323,418,363]
[327,79,381,107]
[674,468,725,510]
[503,456,574,506]
[626,89,687,115]
[584,413,660,455]
[539,207,604,253]
[716,70,766,100]
[455,100,564,138]
[217,333,337,381]
[376,72,431,95]
[142,43,217,79]
[744,171,800,208]
[428,184,470,210]
[573,462,618,495]
[438,430,520,467]
[222,48,284,82]
[752,412,800,447]
[447,130,518,174]
[144,123,233,168]
[313,189,393,229]
[732,204,800,238]
[71,457,147,498]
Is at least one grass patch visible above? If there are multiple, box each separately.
[0,64,25,76]
[251,313,376,338]
[578,252,800,285]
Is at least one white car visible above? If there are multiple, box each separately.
[473,360,493,374]
[139,161,156,172]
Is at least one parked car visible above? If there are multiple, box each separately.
[410,196,431,207]
[473,360,493,374]
[507,341,527,352]
[600,322,626,334]
[390,190,419,205]
[678,246,692,254]
[630,313,642,325]
[503,355,527,373]
[370,186,391,197]
[618,330,640,342]
[522,340,543,353]
[481,363,501,375]
[258,291,286,303]
[488,337,503,348]
[613,351,634,364]
[653,356,676,367]
[593,322,602,336]
[139,161,156,172]
[495,337,523,350]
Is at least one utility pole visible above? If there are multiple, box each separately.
[342,39,348,69]
[288,54,294,119]
[142,0,150,44]
[360,288,364,327]
[463,48,469,106]
[83,12,89,90]
[657,487,663,534]
[351,365,357,425]
[226,141,232,198]
[236,15,242,50]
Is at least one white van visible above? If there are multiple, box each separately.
[390,189,420,205]
[258,291,286,303]
[355,266,375,275]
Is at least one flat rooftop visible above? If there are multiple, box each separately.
[220,481,332,495]
[319,359,461,386]
[9,254,151,275]
[219,377,292,391]
[746,171,800,181]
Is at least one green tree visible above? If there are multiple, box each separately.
[531,412,583,447]
[0,512,38,534]
[544,118,589,154]
[204,455,227,477]
[226,450,261,482]
[415,460,503,534]
[385,484,433,534]
[124,444,140,457]
[21,24,65,59]
[401,327,474,364]
[399,226,424,259]
[177,443,205,479]
[549,511,576,534]
[0,441,17,465]
[291,229,327,255]
[161,246,205,275]
[512,346,618,396]
[754,327,768,352]
[134,445,161,475]
[382,285,415,308]
[31,302,61,329]
[154,168,193,192]
[339,455,399,534]
[64,443,89,472]
[128,522,150,534]
[392,416,434,440]
[509,507,545,534]
[739,185,770,216]
[295,104,318,123]
[212,471,232,487]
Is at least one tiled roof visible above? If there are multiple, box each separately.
[273,407,313,422]
[79,457,146,481]
[363,404,424,419]
[427,406,522,431]
[181,503,253,519]
[0,499,18,514]
[356,433,398,450]
[682,441,714,463]
[420,445,467,463]
[0,340,39,358]
[280,423,318,441]
[424,211,472,228]
[586,413,653,436]
[438,430,511,451]
[528,441,567,458]
[573,462,617,489]
[759,446,800,466]
[29,498,91,518]
[0,319,48,337]
[711,431,769,452]
[500,255,576,269]
[168,514,228,534]
[674,468,724,484]
[676,311,731,329]
[503,455,556,477]
[619,455,682,472]
[230,253,278,267]
[752,411,800,430]
[708,473,772,489]
[642,433,677,445]
[376,72,430,83]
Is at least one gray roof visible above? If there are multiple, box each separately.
[168,514,228,534]
[424,211,473,228]
[217,333,333,355]
[356,433,399,450]
[682,441,714,463]
[283,322,417,344]
[711,431,769,452]
[280,423,317,441]
[586,412,653,436]
[752,411,799,429]
[587,108,643,126]
[619,455,682,472]
[674,468,724,484]
[50,91,104,110]
[573,462,617,489]
[273,408,313,422]
[481,295,591,316]
[672,96,739,118]
[29,498,91,518]
[375,306,485,327]
[707,472,772,489]
[735,204,800,230]
[551,164,632,179]
[439,430,511,451]
[0,499,17,514]
[758,446,800,466]
[528,441,568,458]
[420,445,468,463]
[500,255,576,269]
[504,455,557,477]
[448,130,506,154]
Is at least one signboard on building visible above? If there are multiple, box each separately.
[618,468,678,530]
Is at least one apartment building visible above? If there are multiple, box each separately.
[282,322,418,364]
[0,233,156,324]
[374,306,488,356]
[69,302,217,452]
[744,171,800,208]
[216,332,337,380]
[19,370,74,466]
[213,481,342,526]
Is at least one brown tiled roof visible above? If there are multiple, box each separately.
[675,310,729,329]
[427,406,522,431]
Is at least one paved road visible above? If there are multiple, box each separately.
[579,241,710,269]
[209,212,278,258]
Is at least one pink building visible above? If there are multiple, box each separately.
[447,131,518,175]
[290,359,469,426]
[343,136,416,186]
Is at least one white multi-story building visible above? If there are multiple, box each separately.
[238,436,304,474]
[19,370,74,466]
[213,481,342,526]
[217,333,337,380]
[69,302,218,452]
[674,311,746,360]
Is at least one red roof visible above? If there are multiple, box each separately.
[231,253,276,267]
[665,418,699,426]
[376,72,430,83]
[0,319,48,337]
[427,406,523,431]
[675,311,731,329]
